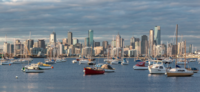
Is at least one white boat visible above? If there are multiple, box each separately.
[61,58,67,62]
[79,59,89,64]
[96,63,115,72]
[189,59,196,62]
[0,61,12,65]
[72,60,77,63]
[24,69,44,73]
[166,68,193,77]
[177,61,188,65]
[121,58,129,65]
[56,58,62,63]
[110,60,119,65]
[104,59,113,62]
[148,60,166,74]
[45,59,56,64]
[133,62,148,70]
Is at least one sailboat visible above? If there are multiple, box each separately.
[166,24,193,77]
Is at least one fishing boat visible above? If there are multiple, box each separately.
[84,67,105,75]
[166,24,193,77]
[133,62,148,70]
[121,58,129,65]
[148,60,166,74]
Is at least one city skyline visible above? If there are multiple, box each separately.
[0,0,199,49]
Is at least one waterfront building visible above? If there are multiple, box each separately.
[154,26,161,45]
[141,35,148,55]
[172,45,177,56]
[111,40,116,48]
[94,46,103,56]
[149,29,154,56]
[38,39,45,49]
[33,42,38,48]
[121,38,124,48]
[84,37,90,47]
[128,49,137,57]
[135,41,141,55]
[62,38,68,45]
[73,38,79,45]
[130,37,135,49]
[167,43,173,57]
[82,47,92,56]
[94,42,100,47]
[189,44,193,53]
[30,48,45,56]
[3,42,10,53]
[68,32,73,45]
[102,41,108,50]
[49,32,56,45]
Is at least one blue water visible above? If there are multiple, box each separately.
[0,58,200,92]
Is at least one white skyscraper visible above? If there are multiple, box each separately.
[50,32,56,45]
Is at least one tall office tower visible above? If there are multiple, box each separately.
[121,38,124,48]
[88,30,93,47]
[111,40,116,48]
[33,42,38,48]
[102,41,108,51]
[62,38,68,45]
[130,37,135,49]
[116,33,121,48]
[26,39,34,50]
[154,26,161,45]
[3,42,10,53]
[84,37,90,47]
[135,41,141,55]
[149,29,154,55]
[135,38,140,42]
[189,44,193,53]
[94,42,100,47]
[73,38,79,45]
[68,32,73,45]
[38,39,45,49]
[141,35,148,55]
[50,32,56,45]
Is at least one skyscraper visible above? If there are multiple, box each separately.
[141,35,148,55]
[68,32,73,45]
[130,37,135,49]
[26,39,34,50]
[189,44,193,53]
[149,29,154,55]
[94,42,100,47]
[38,39,45,49]
[73,38,79,45]
[121,38,124,48]
[88,30,93,47]
[116,33,121,48]
[49,32,56,45]
[3,42,10,53]
[102,41,108,51]
[62,38,68,45]
[154,26,161,45]
[84,37,89,47]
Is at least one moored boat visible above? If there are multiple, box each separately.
[133,62,148,70]
[84,67,105,75]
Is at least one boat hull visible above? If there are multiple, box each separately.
[167,72,193,77]
[133,65,148,70]
[148,67,166,74]
[84,67,104,75]
[24,69,44,73]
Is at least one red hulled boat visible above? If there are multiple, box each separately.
[84,67,105,75]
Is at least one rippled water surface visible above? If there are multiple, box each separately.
[0,58,200,92]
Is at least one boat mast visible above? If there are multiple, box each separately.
[175,24,178,67]
[184,40,186,68]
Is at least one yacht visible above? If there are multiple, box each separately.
[166,68,193,77]
[148,60,166,74]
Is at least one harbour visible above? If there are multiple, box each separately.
[0,58,200,92]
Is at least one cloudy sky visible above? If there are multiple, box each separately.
[0,0,200,50]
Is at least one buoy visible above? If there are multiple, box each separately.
[16,76,18,79]
[51,66,54,69]
[9,64,11,66]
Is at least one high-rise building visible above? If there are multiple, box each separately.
[38,39,45,49]
[130,37,135,49]
[33,42,38,48]
[116,33,121,48]
[154,26,161,45]
[111,40,116,48]
[73,38,79,45]
[141,35,148,55]
[102,41,108,51]
[3,42,10,53]
[172,45,177,55]
[135,41,141,55]
[94,42,100,47]
[189,44,193,53]
[49,32,56,45]
[26,39,34,50]
[68,32,73,45]
[121,38,124,48]
[84,37,89,47]
[62,38,68,45]
[149,29,154,55]
[88,30,93,47]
